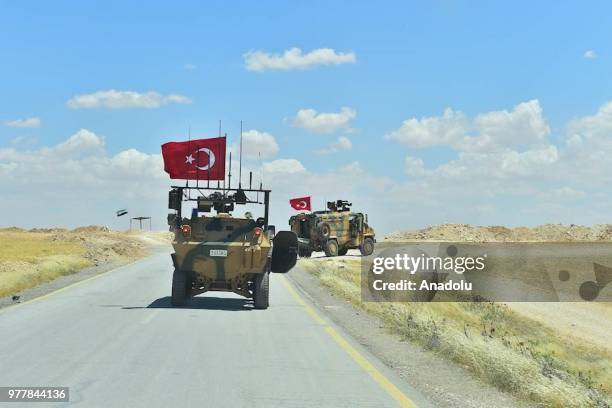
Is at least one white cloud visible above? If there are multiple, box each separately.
[240,130,279,159]
[385,108,467,148]
[316,136,353,154]
[386,100,550,152]
[0,129,168,228]
[584,50,597,59]
[67,90,192,109]
[404,156,426,177]
[540,187,586,201]
[263,159,306,174]
[244,47,356,71]
[378,100,612,231]
[183,63,197,70]
[3,117,41,128]
[292,107,356,134]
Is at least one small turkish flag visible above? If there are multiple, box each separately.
[161,137,226,180]
[290,196,311,211]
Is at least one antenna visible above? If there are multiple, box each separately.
[228,151,232,189]
[223,132,227,194]
[217,120,221,188]
[186,125,191,198]
[238,120,243,188]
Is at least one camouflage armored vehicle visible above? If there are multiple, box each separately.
[167,185,298,309]
[289,200,375,258]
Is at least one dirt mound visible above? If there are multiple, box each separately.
[386,223,612,242]
[0,227,26,232]
[72,225,111,233]
[28,228,67,233]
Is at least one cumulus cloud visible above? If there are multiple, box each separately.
[382,100,612,230]
[583,50,597,59]
[292,107,356,134]
[404,156,426,177]
[0,129,168,228]
[240,130,279,159]
[386,108,467,148]
[263,159,306,174]
[316,136,353,154]
[3,117,41,128]
[244,47,356,71]
[386,100,550,152]
[67,90,192,109]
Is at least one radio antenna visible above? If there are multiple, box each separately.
[228,151,232,190]
[217,120,222,187]
[186,125,191,198]
[223,132,227,194]
[238,120,243,188]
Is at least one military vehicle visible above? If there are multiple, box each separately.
[289,200,375,258]
[167,184,298,309]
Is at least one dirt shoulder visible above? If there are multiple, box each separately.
[288,265,532,408]
[0,226,172,307]
[297,251,611,408]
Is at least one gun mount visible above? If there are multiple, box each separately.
[327,200,352,212]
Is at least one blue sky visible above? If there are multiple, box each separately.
[1,1,611,232]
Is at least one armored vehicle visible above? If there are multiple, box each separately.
[289,200,375,258]
[167,185,298,309]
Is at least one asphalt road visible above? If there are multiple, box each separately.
[0,250,428,408]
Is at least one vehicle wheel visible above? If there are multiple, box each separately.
[299,247,313,258]
[253,271,269,309]
[324,240,339,257]
[171,268,188,307]
[359,237,375,256]
[317,222,331,239]
[338,248,348,256]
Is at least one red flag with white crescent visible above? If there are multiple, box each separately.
[289,196,311,211]
[161,137,226,180]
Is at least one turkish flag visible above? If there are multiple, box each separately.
[161,137,226,180]
[290,196,311,211]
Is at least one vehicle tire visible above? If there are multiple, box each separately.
[253,271,270,310]
[359,237,375,256]
[317,222,332,239]
[338,248,348,256]
[171,268,188,307]
[324,239,339,257]
[300,249,312,258]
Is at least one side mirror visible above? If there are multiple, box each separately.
[271,231,298,273]
[267,225,276,239]
[167,213,177,227]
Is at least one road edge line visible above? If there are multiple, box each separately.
[280,274,418,408]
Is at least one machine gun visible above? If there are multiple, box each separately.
[327,200,352,212]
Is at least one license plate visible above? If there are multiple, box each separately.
[209,249,228,257]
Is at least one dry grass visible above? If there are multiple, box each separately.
[0,228,152,298]
[301,257,612,408]
[0,231,86,262]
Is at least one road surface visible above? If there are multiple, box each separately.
[0,250,429,408]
